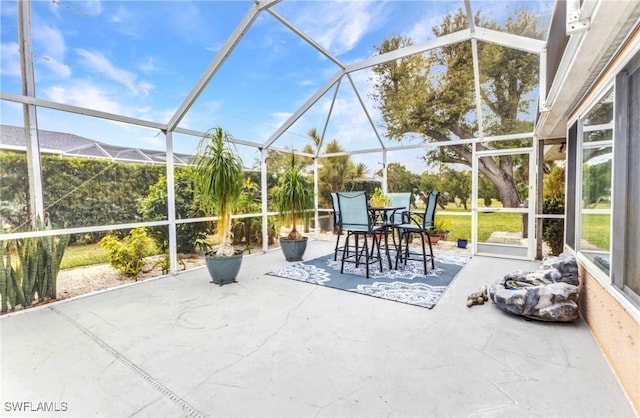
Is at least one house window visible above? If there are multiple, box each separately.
[612,51,640,306]
[578,89,613,274]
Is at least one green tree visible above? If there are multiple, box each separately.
[138,167,205,253]
[317,140,354,206]
[543,164,565,200]
[351,163,370,182]
[272,153,314,240]
[437,167,471,209]
[371,8,543,208]
[193,127,244,257]
[377,163,419,193]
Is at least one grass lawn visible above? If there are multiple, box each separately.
[432,201,524,243]
[437,213,524,243]
[60,243,108,270]
[60,241,165,270]
[581,213,610,250]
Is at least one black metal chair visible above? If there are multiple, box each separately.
[337,191,384,278]
[385,192,411,250]
[394,190,440,274]
[330,192,344,261]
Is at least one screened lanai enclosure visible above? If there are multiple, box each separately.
[2,0,564,275]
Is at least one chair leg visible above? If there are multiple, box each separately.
[426,232,435,269]
[403,231,410,268]
[394,228,403,269]
[362,233,370,278]
[419,233,427,275]
[340,232,350,274]
[333,228,342,261]
[374,233,383,271]
[382,228,392,269]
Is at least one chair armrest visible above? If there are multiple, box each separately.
[406,211,425,227]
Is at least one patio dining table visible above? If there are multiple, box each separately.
[369,205,406,269]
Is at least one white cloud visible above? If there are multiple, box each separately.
[108,4,140,38]
[138,81,154,97]
[291,1,386,55]
[0,42,21,77]
[32,24,71,79]
[75,48,151,95]
[137,56,156,74]
[110,4,130,23]
[43,81,121,114]
[80,1,103,17]
[34,25,66,58]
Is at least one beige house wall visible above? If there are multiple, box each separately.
[578,264,640,415]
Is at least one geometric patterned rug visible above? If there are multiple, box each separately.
[267,252,470,309]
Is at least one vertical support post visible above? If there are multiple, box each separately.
[539,49,548,111]
[382,150,388,194]
[313,158,319,240]
[470,38,484,255]
[536,138,545,259]
[165,130,178,274]
[261,148,269,253]
[18,0,44,229]
[313,157,320,239]
[529,143,539,260]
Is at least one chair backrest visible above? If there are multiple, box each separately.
[387,192,411,224]
[336,191,371,230]
[330,192,341,226]
[422,190,440,230]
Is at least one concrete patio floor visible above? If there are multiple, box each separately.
[1,239,635,417]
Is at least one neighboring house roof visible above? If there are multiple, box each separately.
[0,124,193,165]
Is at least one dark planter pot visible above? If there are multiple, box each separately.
[205,251,243,286]
[280,237,308,261]
[317,215,334,232]
[457,239,468,249]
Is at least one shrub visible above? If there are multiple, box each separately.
[138,167,206,253]
[542,197,565,255]
[99,228,154,278]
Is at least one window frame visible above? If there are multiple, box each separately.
[612,50,640,308]
[575,87,614,277]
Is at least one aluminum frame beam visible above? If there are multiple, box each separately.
[346,73,384,148]
[1,92,166,131]
[262,70,343,150]
[344,29,472,73]
[266,9,345,69]
[166,0,281,132]
[473,26,545,54]
[18,0,44,228]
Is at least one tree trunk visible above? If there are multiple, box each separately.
[441,145,522,208]
[478,156,521,208]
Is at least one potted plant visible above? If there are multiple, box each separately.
[369,187,390,207]
[427,218,450,244]
[457,237,468,249]
[193,127,245,285]
[272,152,314,261]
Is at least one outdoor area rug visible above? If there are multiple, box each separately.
[267,252,470,309]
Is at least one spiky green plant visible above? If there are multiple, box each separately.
[0,230,69,312]
[193,127,244,256]
[272,152,314,241]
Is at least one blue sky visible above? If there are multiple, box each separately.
[0,0,553,173]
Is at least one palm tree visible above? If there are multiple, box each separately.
[193,127,244,256]
[353,163,370,180]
